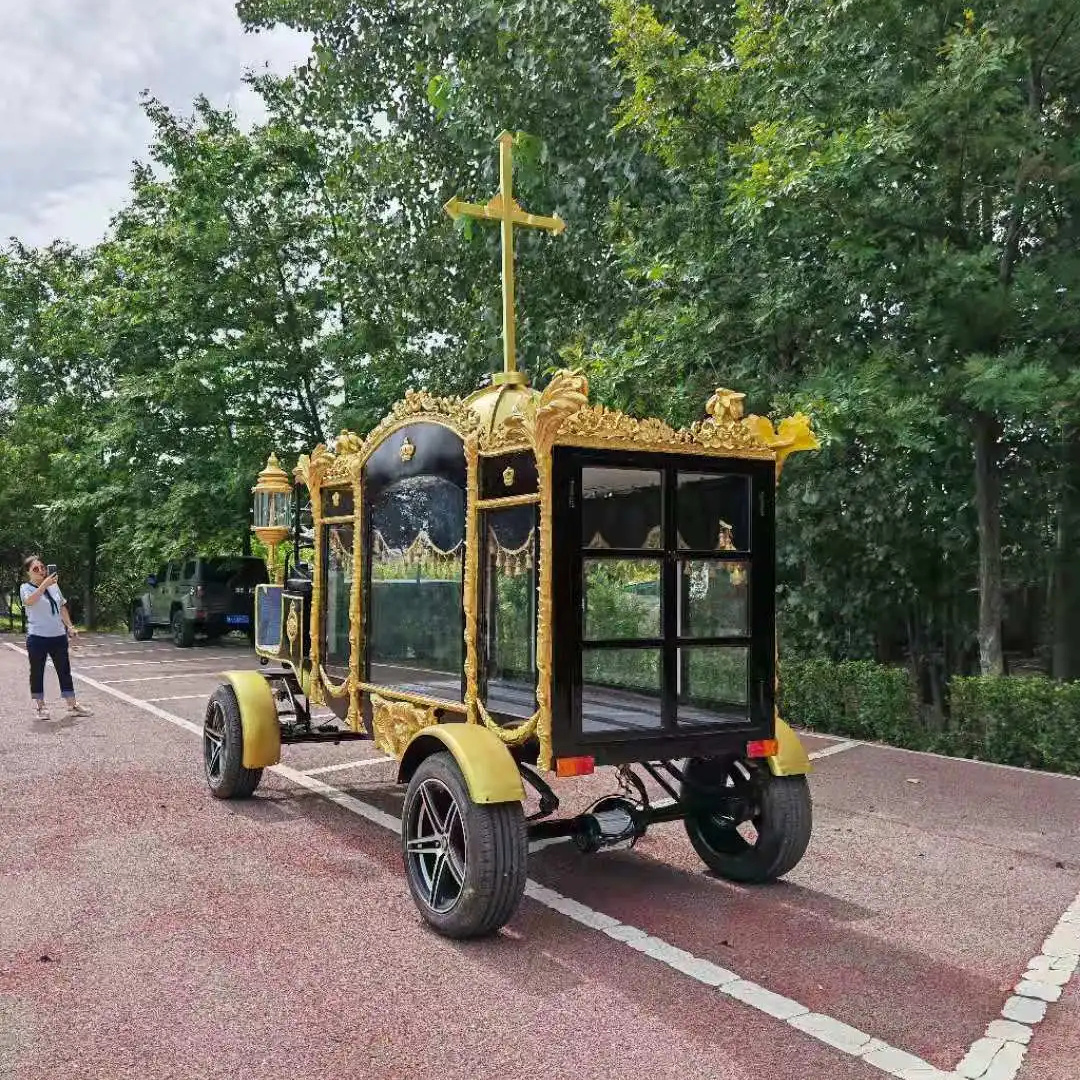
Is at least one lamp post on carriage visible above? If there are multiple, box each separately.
[251,453,293,585]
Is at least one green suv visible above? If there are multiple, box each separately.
[132,556,269,647]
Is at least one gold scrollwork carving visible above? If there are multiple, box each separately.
[347,477,364,731]
[463,434,480,724]
[371,693,438,758]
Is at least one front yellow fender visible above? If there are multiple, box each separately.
[221,670,281,769]
[766,716,812,776]
[397,724,525,805]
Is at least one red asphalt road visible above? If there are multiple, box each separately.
[1,633,1078,1080]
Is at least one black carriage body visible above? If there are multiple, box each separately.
[549,447,776,767]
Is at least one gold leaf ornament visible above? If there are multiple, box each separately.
[743,411,820,475]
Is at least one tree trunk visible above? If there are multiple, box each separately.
[1052,426,1080,680]
[974,411,1004,675]
[84,521,98,630]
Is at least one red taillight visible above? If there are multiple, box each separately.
[746,739,779,759]
[555,755,595,778]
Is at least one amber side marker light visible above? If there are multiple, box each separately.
[745,739,779,759]
[555,756,595,778]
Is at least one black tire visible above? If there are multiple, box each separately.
[401,752,526,939]
[131,605,153,641]
[681,757,812,883]
[203,684,263,799]
[171,609,195,648]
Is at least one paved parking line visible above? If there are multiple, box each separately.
[105,671,255,684]
[80,657,245,670]
[11,645,961,1080]
[304,756,393,776]
[808,739,860,760]
[145,694,212,703]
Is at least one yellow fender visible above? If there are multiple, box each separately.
[397,723,525,805]
[221,670,281,769]
[766,716,812,777]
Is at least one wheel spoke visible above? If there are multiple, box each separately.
[419,783,442,832]
[406,835,443,855]
[444,843,465,886]
[428,852,448,907]
[441,799,461,839]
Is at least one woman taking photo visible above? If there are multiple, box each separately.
[21,555,91,719]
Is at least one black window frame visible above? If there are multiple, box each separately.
[551,447,776,761]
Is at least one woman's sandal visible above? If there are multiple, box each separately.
[34,706,51,721]
[67,703,93,716]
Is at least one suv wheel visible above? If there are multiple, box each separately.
[171,609,195,648]
[132,605,153,641]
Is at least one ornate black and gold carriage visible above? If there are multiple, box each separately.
[202,132,818,938]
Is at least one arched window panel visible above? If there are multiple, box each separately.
[365,425,467,703]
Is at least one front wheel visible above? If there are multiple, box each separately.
[681,757,811,883]
[131,605,153,641]
[203,685,263,799]
[401,752,526,939]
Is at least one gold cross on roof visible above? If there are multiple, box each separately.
[444,130,566,386]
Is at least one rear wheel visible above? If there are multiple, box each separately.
[401,752,526,939]
[171,609,195,648]
[203,685,263,799]
[681,757,811,883]
[131,605,153,641]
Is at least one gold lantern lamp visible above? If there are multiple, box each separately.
[251,453,293,584]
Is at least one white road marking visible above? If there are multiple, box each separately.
[304,756,393,776]
[9,636,1079,1079]
[808,739,860,760]
[80,656,243,670]
[144,694,211,703]
[105,670,259,684]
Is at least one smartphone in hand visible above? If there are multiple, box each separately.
[46,564,57,576]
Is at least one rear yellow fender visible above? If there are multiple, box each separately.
[221,670,281,769]
[766,716,812,777]
[397,723,525,805]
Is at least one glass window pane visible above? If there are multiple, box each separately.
[368,476,464,701]
[324,524,353,669]
[582,467,662,549]
[678,646,749,725]
[677,473,750,552]
[483,505,537,719]
[680,560,749,638]
[582,648,662,734]
[583,559,662,641]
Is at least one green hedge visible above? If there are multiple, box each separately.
[780,658,1080,776]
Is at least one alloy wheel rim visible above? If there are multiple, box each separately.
[204,702,225,782]
[405,777,467,914]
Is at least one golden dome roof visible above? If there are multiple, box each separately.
[465,375,539,439]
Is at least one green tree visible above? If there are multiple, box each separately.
[608,0,1080,676]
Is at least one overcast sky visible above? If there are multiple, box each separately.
[1,1,312,249]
